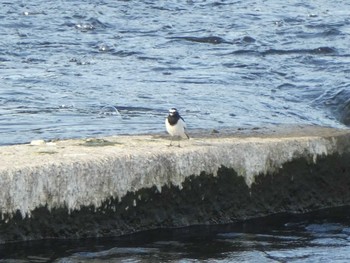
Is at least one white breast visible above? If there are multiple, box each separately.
[165,118,188,138]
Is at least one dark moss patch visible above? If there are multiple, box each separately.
[80,138,122,147]
[36,151,58,155]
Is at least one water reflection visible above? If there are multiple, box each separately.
[2,207,350,262]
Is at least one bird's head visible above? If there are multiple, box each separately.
[168,108,178,116]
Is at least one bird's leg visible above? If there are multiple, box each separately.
[168,137,173,147]
[177,136,181,147]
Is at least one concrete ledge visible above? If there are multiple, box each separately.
[1,125,350,243]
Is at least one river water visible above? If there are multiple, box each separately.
[1,0,350,261]
[2,207,350,262]
[1,0,350,145]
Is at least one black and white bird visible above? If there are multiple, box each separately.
[165,108,189,146]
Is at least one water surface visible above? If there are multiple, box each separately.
[2,207,350,262]
[1,0,350,145]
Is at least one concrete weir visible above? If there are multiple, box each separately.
[1,125,350,243]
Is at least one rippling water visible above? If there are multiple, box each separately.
[1,0,350,145]
[2,207,350,262]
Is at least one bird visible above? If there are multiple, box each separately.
[165,108,190,146]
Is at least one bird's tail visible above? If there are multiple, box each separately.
[185,132,190,139]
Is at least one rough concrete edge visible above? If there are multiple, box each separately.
[0,131,347,220]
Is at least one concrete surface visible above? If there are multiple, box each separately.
[0,125,350,243]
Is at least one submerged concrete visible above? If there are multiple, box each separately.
[0,125,350,243]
